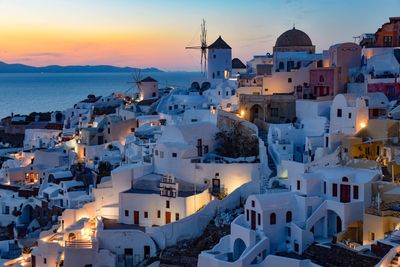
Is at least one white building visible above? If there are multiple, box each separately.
[23,129,61,150]
[328,94,369,149]
[198,165,379,267]
[119,174,210,226]
[208,36,232,80]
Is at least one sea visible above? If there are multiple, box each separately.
[0,72,202,119]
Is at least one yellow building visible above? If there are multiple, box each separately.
[342,119,400,179]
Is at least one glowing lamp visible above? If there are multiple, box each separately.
[360,122,367,129]
[240,110,245,117]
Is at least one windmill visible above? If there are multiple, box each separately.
[127,69,142,100]
[186,19,208,75]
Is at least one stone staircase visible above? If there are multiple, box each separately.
[258,129,276,193]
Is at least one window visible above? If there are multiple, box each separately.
[271,108,279,117]
[175,213,179,220]
[160,151,164,158]
[125,210,129,217]
[44,258,47,264]
[246,209,249,221]
[348,113,352,119]
[251,200,255,207]
[4,206,9,215]
[157,210,161,218]
[332,183,338,197]
[152,92,156,97]
[131,128,135,133]
[342,177,348,182]
[296,180,300,190]
[270,213,276,225]
[337,109,342,117]
[166,201,170,209]
[204,145,209,154]
[172,152,177,158]
[370,232,375,241]
[217,71,220,77]
[383,36,393,47]
[144,212,148,218]
[324,181,326,194]
[288,78,292,83]
[155,150,158,156]
[213,54,216,59]
[107,128,110,134]
[286,211,292,223]
[319,75,324,83]
[258,213,261,225]
[353,185,359,200]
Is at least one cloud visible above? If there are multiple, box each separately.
[24,52,63,57]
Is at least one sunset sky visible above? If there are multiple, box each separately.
[0,0,399,71]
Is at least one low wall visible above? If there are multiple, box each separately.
[146,181,258,249]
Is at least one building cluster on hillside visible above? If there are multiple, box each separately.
[0,17,400,267]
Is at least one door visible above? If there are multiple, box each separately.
[336,216,342,233]
[144,245,150,259]
[133,211,139,225]
[251,210,256,230]
[340,184,351,203]
[124,248,133,267]
[165,211,171,224]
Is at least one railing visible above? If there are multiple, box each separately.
[365,207,400,218]
[65,240,93,249]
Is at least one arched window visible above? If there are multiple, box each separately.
[342,177,349,182]
[286,211,292,223]
[319,75,324,83]
[270,213,276,225]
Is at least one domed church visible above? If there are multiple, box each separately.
[273,27,315,54]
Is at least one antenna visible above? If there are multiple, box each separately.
[353,35,361,43]
[186,19,208,75]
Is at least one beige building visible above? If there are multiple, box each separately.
[239,93,296,124]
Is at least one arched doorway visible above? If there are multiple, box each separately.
[327,210,342,235]
[233,238,246,261]
[250,104,264,122]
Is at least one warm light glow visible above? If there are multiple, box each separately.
[360,122,367,129]
[240,110,245,117]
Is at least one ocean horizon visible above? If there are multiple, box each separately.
[0,71,202,119]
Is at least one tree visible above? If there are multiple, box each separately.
[215,122,259,158]
[97,161,112,184]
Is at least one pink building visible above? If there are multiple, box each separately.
[368,82,400,101]
[309,67,347,99]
